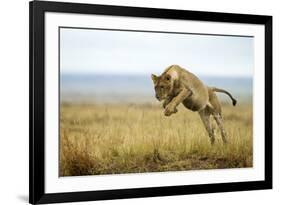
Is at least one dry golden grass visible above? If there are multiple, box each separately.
[60,102,252,176]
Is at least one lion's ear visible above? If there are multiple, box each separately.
[151,74,158,84]
[167,70,178,81]
[165,74,171,81]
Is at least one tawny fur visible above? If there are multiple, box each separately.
[151,65,237,144]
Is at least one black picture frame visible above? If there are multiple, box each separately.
[29,0,272,204]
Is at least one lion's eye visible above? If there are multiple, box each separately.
[160,86,164,89]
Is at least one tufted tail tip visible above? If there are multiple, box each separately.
[232,99,237,106]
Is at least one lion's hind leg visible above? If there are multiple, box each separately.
[199,108,215,145]
[213,113,228,144]
[207,87,228,144]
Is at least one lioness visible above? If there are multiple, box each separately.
[151,65,237,144]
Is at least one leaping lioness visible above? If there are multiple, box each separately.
[151,65,237,145]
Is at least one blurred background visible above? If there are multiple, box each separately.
[60,27,253,104]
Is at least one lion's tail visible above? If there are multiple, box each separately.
[211,87,237,106]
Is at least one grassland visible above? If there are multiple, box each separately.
[59,102,253,176]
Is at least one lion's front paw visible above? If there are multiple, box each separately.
[164,105,178,116]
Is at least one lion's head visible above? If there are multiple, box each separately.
[151,73,174,101]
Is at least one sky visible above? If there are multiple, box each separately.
[60,28,254,77]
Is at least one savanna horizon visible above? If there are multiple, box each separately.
[59,100,252,176]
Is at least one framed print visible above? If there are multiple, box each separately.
[29,0,272,204]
